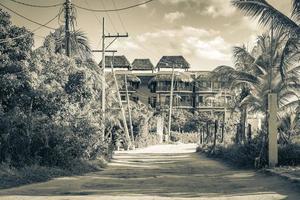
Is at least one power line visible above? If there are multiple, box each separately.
[8,0,63,8]
[0,10,62,44]
[100,0,118,33]
[111,0,127,32]
[73,0,155,12]
[0,2,58,30]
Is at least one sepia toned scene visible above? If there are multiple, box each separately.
[0,0,300,199]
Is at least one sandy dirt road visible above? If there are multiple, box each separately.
[0,144,299,200]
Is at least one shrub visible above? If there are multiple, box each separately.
[278,143,300,166]
[134,133,161,148]
[170,132,199,143]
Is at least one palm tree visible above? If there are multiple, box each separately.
[232,0,300,35]
[43,26,92,59]
[213,30,300,143]
[232,0,300,80]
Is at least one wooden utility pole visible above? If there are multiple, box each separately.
[65,0,71,57]
[111,63,132,149]
[94,17,128,142]
[101,17,106,142]
[167,66,175,141]
[125,74,135,143]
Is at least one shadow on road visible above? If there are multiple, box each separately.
[0,144,299,200]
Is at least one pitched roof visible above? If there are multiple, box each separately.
[99,55,131,68]
[156,56,190,69]
[131,59,154,70]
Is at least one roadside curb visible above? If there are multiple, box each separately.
[262,168,300,185]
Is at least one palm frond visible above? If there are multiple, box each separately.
[279,36,300,81]
[232,0,300,35]
[292,0,300,21]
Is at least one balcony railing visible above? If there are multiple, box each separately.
[156,85,193,92]
[196,102,226,108]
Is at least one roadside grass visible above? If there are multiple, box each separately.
[197,142,300,169]
[0,159,107,189]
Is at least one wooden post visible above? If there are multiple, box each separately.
[101,17,106,142]
[157,116,164,143]
[167,66,175,141]
[125,74,134,144]
[268,93,278,167]
[111,62,132,150]
[65,0,71,57]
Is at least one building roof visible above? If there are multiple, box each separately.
[156,56,190,69]
[99,55,131,68]
[131,59,154,71]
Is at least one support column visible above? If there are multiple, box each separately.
[268,93,278,167]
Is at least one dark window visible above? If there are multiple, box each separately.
[199,96,203,103]
[121,95,126,101]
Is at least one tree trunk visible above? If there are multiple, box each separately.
[213,119,218,148]
[206,121,209,144]
[220,123,224,143]
[240,106,247,144]
[247,124,252,143]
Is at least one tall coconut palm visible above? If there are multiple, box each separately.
[232,0,300,80]
[232,0,300,35]
[213,30,300,142]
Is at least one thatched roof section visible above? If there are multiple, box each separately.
[148,72,194,85]
[131,59,154,70]
[99,55,130,68]
[156,56,190,69]
[116,74,141,83]
[195,72,213,81]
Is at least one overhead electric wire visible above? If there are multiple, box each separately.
[110,0,160,61]
[100,0,118,33]
[0,2,57,30]
[8,0,63,8]
[0,10,62,44]
[73,0,155,12]
[111,0,127,32]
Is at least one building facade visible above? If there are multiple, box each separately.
[101,55,231,115]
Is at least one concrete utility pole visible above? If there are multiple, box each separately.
[65,0,71,57]
[125,74,135,144]
[167,65,175,141]
[268,22,278,167]
[111,63,132,149]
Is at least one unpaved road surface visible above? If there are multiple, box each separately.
[0,144,299,200]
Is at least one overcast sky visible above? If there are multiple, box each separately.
[2,0,291,70]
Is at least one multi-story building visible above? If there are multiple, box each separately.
[101,55,231,114]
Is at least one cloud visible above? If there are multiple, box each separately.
[112,38,140,51]
[159,0,192,4]
[202,0,235,18]
[139,3,147,8]
[136,26,231,62]
[182,36,231,61]
[137,26,218,42]
[164,11,185,23]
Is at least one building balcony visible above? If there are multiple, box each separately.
[155,86,193,93]
[195,102,227,109]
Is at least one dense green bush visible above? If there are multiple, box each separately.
[134,133,161,148]
[171,132,199,143]
[278,143,300,166]
[0,9,110,168]
[199,137,300,168]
